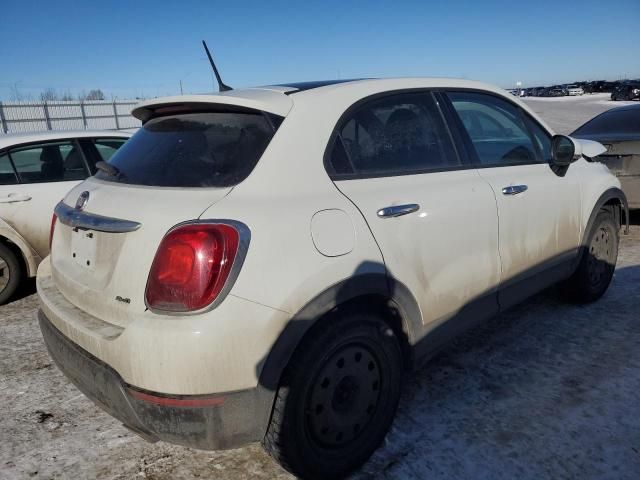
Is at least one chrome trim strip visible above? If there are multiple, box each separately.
[144,219,251,316]
[54,202,141,233]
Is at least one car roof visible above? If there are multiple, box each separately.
[0,130,131,150]
[132,77,526,120]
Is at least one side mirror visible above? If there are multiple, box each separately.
[551,135,580,167]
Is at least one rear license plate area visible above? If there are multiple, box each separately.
[71,228,97,268]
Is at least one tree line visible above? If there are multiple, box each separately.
[39,88,106,102]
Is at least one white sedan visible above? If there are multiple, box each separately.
[0,130,130,303]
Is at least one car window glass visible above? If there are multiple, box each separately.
[573,109,640,136]
[9,141,89,183]
[330,93,458,177]
[448,92,539,166]
[93,138,127,162]
[0,153,18,185]
[523,115,552,162]
[96,112,278,188]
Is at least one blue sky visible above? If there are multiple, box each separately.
[1,0,638,100]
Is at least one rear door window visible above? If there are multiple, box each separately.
[9,140,90,183]
[96,111,279,187]
[447,92,540,166]
[327,92,459,178]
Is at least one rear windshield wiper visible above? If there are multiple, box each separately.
[96,161,122,178]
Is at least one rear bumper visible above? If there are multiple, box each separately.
[39,309,271,450]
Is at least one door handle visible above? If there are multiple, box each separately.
[377,203,420,218]
[0,193,32,203]
[501,185,528,196]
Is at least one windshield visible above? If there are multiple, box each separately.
[95,110,280,187]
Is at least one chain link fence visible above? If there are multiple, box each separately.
[0,100,141,134]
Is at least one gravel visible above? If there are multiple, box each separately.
[1,95,639,479]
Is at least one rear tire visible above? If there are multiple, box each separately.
[263,312,403,479]
[563,211,618,303]
[0,243,22,305]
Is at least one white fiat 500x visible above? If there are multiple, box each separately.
[38,78,627,479]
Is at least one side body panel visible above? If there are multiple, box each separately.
[0,180,81,258]
[333,171,500,329]
[476,163,582,309]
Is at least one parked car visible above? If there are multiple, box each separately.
[572,104,640,208]
[585,80,616,93]
[0,130,130,303]
[611,83,640,101]
[566,84,584,96]
[38,78,628,479]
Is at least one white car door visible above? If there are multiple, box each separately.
[0,139,92,258]
[444,91,582,308]
[326,91,501,344]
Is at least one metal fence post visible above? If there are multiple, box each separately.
[43,101,52,130]
[112,101,120,130]
[0,102,7,133]
[80,101,87,129]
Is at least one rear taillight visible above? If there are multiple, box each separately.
[49,213,57,250]
[145,222,245,312]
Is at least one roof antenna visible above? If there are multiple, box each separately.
[202,40,232,92]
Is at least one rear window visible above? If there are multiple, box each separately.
[95,111,279,187]
[573,109,640,136]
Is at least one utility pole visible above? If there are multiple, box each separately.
[180,80,183,95]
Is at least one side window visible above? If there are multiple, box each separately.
[447,92,540,166]
[522,115,552,163]
[93,138,127,162]
[9,141,89,183]
[328,93,459,177]
[0,153,18,185]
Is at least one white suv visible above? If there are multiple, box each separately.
[0,130,130,303]
[38,79,628,479]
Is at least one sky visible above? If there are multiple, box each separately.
[1,0,639,101]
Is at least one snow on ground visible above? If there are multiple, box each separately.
[523,93,637,134]
[1,99,640,480]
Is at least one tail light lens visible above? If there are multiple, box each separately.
[145,223,244,312]
[49,213,57,250]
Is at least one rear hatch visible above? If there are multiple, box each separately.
[50,102,285,326]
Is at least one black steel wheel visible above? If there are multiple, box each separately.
[562,210,618,303]
[263,311,403,479]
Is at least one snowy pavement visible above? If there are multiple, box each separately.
[523,92,637,134]
[1,96,640,479]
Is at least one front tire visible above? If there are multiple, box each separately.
[0,243,22,305]
[263,312,403,479]
[563,211,618,303]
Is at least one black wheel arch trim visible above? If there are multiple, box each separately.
[576,187,628,269]
[257,272,422,396]
[583,187,629,242]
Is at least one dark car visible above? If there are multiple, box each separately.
[572,104,640,208]
[611,83,640,101]
[548,87,565,97]
[584,81,617,94]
